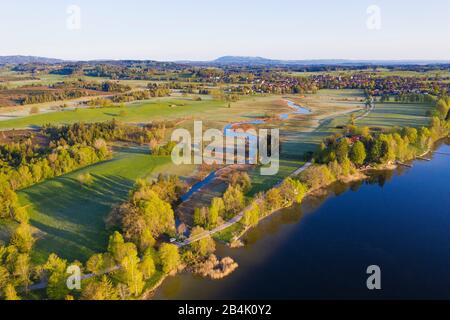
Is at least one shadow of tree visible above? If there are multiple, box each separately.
[23,174,134,261]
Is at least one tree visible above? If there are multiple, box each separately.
[107,231,127,263]
[4,284,20,300]
[208,197,224,228]
[299,165,335,190]
[138,229,155,253]
[138,191,175,237]
[13,253,31,289]
[279,178,308,205]
[265,188,282,211]
[76,173,94,186]
[189,227,215,257]
[436,98,449,120]
[139,254,156,280]
[118,247,144,297]
[223,185,245,218]
[81,276,119,300]
[0,186,19,219]
[159,243,180,274]
[0,266,10,293]
[349,141,367,165]
[403,127,418,145]
[242,202,260,227]
[44,253,70,300]
[336,138,350,163]
[10,222,34,253]
[86,253,106,275]
[193,207,208,227]
[229,172,251,193]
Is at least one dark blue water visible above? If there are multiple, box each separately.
[155,139,450,299]
[180,171,217,203]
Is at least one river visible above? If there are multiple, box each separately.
[155,138,450,299]
[181,99,310,203]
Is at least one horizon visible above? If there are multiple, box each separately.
[2,54,450,64]
[1,0,450,61]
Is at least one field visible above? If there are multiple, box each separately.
[0,95,293,130]
[246,89,366,193]
[354,102,433,128]
[18,148,194,263]
[283,68,450,78]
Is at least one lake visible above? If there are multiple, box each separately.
[155,138,450,299]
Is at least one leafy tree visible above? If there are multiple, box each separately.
[349,141,367,165]
[208,197,224,229]
[193,207,208,227]
[137,190,175,237]
[0,186,18,220]
[118,247,144,297]
[229,172,251,193]
[299,165,335,190]
[336,138,350,163]
[159,243,180,274]
[223,185,245,218]
[139,254,156,280]
[81,275,119,300]
[436,98,449,120]
[13,253,31,289]
[189,227,215,257]
[4,284,20,300]
[265,188,283,211]
[242,202,260,227]
[10,222,34,253]
[138,229,155,253]
[44,253,70,300]
[85,253,114,276]
[279,178,308,205]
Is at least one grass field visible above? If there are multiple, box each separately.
[0,95,292,130]
[18,148,194,263]
[355,102,433,128]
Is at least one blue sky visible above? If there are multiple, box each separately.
[1,0,449,61]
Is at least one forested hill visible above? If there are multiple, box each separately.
[0,55,63,65]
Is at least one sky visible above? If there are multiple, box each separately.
[1,0,450,61]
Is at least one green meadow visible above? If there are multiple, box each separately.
[18,149,193,263]
[0,99,226,130]
[355,102,433,128]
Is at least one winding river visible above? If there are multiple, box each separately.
[157,138,450,299]
[180,99,310,203]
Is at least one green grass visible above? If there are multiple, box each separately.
[248,159,305,196]
[0,99,227,130]
[17,149,193,263]
[355,102,433,128]
[212,222,245,243]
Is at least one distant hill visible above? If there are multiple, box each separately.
[0,55,63,65]
[182,56,450,67]
[1,55,449,67]
[212,56,277,65]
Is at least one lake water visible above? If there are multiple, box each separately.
[156,139,450,300]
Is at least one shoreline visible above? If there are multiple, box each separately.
[142,135,448,300]
[232,136,449,245]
